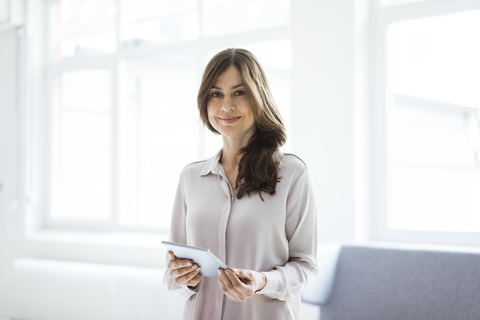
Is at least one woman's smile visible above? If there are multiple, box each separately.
[218,116,241,124]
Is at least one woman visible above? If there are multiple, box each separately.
[164,48,318,320]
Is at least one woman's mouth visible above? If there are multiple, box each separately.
[219,116,241,124]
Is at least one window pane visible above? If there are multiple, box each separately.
[389,166,480,232]
[387,10,480,232]
[388,11,480,108]
[50,0,116,60]
[119,51,199,228]
[121,0,198,48]
[202,0,290,38]
[53,70,111,220]
[0,0,9,23]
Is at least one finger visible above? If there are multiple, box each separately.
[168,251,177,261]
[218,269,234,296]
[175,266,201,285]
[232,268,248,279]
[219,269,245,301]
[231,268,253,286]
[182,267,202,285]
[187,273,202,287]
[217,270,228,292]
[218,270,239,301]
[225,269,250,296]
[171,263,199,279]
[182,265,201,281]
[168,258,193,271]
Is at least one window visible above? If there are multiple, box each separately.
[52,69,112,222]
[374,0,480,245]
[43,0,292,233]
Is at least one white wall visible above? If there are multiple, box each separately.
[291,0,356,243]
[0,28,24,283]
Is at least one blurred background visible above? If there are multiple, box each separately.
[0,0,480,319]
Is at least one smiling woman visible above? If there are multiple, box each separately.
[163,48,318,320]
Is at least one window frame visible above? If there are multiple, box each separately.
[371,0,480,247]
[25,0,292,267]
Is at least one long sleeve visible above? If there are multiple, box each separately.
[256,166,319,301]
[162,180,197,300]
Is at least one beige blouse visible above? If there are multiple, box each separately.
[163,150,318,320]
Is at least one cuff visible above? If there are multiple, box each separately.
[255,272,278,296]
[185,280,201,294]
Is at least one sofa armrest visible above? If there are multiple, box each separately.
[301,242,341,306]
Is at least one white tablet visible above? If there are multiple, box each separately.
[162,241,228,279]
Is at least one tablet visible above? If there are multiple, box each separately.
[162,241,228,279]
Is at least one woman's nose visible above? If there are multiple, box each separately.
[221,96,235,111]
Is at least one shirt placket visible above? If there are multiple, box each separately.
[213,165,234,320]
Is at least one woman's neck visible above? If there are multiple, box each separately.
[219,143,244,189]
[220,135,250,170]
[220,146,242,170]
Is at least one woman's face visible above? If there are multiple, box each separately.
[207,65,256,142]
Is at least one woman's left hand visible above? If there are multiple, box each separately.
[218,268,267,302]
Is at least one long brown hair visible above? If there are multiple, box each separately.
[197,48,287,199]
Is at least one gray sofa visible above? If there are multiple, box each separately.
[302,242,480,320]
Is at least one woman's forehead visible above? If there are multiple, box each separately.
[213,66,243,88]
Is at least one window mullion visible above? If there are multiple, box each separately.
[111,58,120,229]
[109,0,122,229]
[197,0,206,159]
[372,13,389,241]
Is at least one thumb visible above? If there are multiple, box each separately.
[231,268,251,280]
[168,251,177,260]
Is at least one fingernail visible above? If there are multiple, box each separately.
[186,261,192,266]
[217,269,221,276]
[225,269,230,275]
[233,268,238,273]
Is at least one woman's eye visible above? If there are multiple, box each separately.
[235,90,246,96]
[211,92,221,97]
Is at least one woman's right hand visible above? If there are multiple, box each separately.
[167,251,202,288]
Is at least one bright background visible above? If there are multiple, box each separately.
[1,1,480,317]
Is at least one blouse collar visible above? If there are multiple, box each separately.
[199,148,285,176]
[199,149,223,176]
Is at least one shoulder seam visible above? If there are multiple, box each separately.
[183,160,207,169]
[283,153,307,166]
